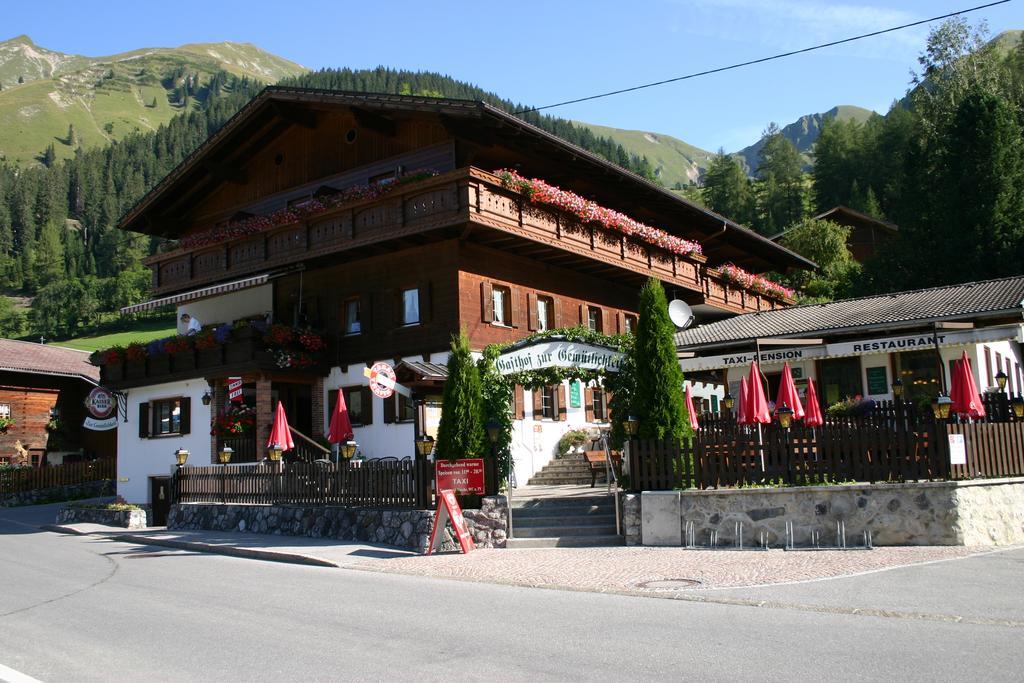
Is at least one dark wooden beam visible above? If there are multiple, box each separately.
[270,101,319,129]
[352,107,397,137]
[440,115,494,148]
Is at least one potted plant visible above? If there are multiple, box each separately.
[0,415,15,434]
[164,336,195,372]
[94,347,125,381]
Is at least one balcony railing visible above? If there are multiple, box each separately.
[145,167,794,311]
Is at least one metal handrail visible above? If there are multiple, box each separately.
[601,430,622,536]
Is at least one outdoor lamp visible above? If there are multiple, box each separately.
[1012,395,1024,419]
[268,443,283,462]
[931,394,953,420]
[218,445,233,465]
[341,440,359,459]
[201,390,212,406]
[415,434,434,457]
[722,392,734,410]
[891,378,903,398]
[484,418,501,444]
[174,447,189,466]
[624,415,639,436]
[996,370,1008,392]
[776,403,794,429]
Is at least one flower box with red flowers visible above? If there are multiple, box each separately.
[163,336,193,355]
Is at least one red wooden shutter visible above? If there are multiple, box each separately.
[552,298,561,328]
[510,288,522,328]
[605,390,614,423]
[481,281,493,322]
[616,312,626,334]
[179,397,191,435]
[557,384,567,421]
[585,387,595,422]
[532,388,543,421]
[578,303,585,326]
[138,403,150,439]
[527,293,538,331]
[514,385,525,420]
[418,281,432,323]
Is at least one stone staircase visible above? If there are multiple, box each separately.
[505,495,624,548]
[526,453,611,486]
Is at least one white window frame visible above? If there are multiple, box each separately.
[402,288,420,326]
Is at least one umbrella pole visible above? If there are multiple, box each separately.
[757,422,765,472]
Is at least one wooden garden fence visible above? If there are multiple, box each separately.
[0,459,116,496]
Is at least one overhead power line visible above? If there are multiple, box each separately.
[512,0,1012,116]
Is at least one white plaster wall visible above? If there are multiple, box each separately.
[176,284,273,333]
[117,378,213,504]
[685,380,725,413]
[976,340,1023,395]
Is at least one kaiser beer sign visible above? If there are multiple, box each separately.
[83,387,118,431]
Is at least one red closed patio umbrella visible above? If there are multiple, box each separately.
[950,351,986,420]
[745,360,771,425]
[775,362,805,422]
[327,389,354,444]
[267,400,295,452]
[804,378,824,428]
[684,386,699,431]
[737,377,750,425]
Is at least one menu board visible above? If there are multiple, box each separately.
[866,366,889,395]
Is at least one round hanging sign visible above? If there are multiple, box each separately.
[368,362,397,399]
[84,387,116,419]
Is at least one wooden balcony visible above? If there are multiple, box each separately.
[98,328,331,390]
[145,167,793,313]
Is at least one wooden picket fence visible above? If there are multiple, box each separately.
[628,417,1024,491]
[0,459,116,496]
[174,458,436,509]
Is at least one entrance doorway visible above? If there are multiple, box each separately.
[150,476,171,526]
[273,382,313,436]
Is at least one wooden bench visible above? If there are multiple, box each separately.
[584,450,622,487]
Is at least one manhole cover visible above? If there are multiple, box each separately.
[636,578,702,590]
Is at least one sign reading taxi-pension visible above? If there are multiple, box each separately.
[435,458,485,495]
[495,339,625,375]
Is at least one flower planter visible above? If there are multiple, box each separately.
[197,347,224,369]
[170,351,196,373]
[226,339,256,364]
[232,326,257,343]
[125,360,146,380]
[103,362,124,382]
[147,354,171,375]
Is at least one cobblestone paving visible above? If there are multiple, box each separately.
[351,545,999,593]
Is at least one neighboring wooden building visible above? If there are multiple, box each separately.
[0,339,114,466]
[106,88,811,503]
[771,205,898,264]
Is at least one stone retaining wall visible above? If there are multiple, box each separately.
[168,496,508,553]
[57,505,149,529]
[623,478,1024,547]
[0,479,114,508]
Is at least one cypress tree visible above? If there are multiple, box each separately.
[631,278,690,442]
[435,331,486,461]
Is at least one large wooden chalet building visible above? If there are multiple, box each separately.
[106,87,809,503]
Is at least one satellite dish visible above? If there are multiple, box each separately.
[668,299,694,330]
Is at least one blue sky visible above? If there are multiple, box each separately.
[7,0,1023,151]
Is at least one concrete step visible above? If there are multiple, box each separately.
[525,477,600,486]
[505,535,625,549]
[511,497,612,510]
[511,513,617,526]
[513,524,618,538]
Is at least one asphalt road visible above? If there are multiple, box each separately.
[2,504,1023,682]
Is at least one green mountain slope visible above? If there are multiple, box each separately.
[572,121,716,188]
[734,105,876,174]
[0,35,306,166]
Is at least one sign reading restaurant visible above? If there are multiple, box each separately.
[678,325,1024,372]
[495,339,625,375]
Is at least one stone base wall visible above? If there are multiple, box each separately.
[57,506,149,529]
[0,479,114,508]
[626,478,1024,548]
[168,496,509,553]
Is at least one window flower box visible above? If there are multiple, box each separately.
[171,350,196,373]
[147,353,170,375]
[125,360,146,380]
[197,347,224,369]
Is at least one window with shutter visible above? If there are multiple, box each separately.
[585,387,595,422]
[418,282,432,323]
[179,397,191,435]
[527,293,539,331]
[513,385,525,420]
[361,386,374,425]
[556,384,567,421]
[383,394,396,424]
[532,388,544,421]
